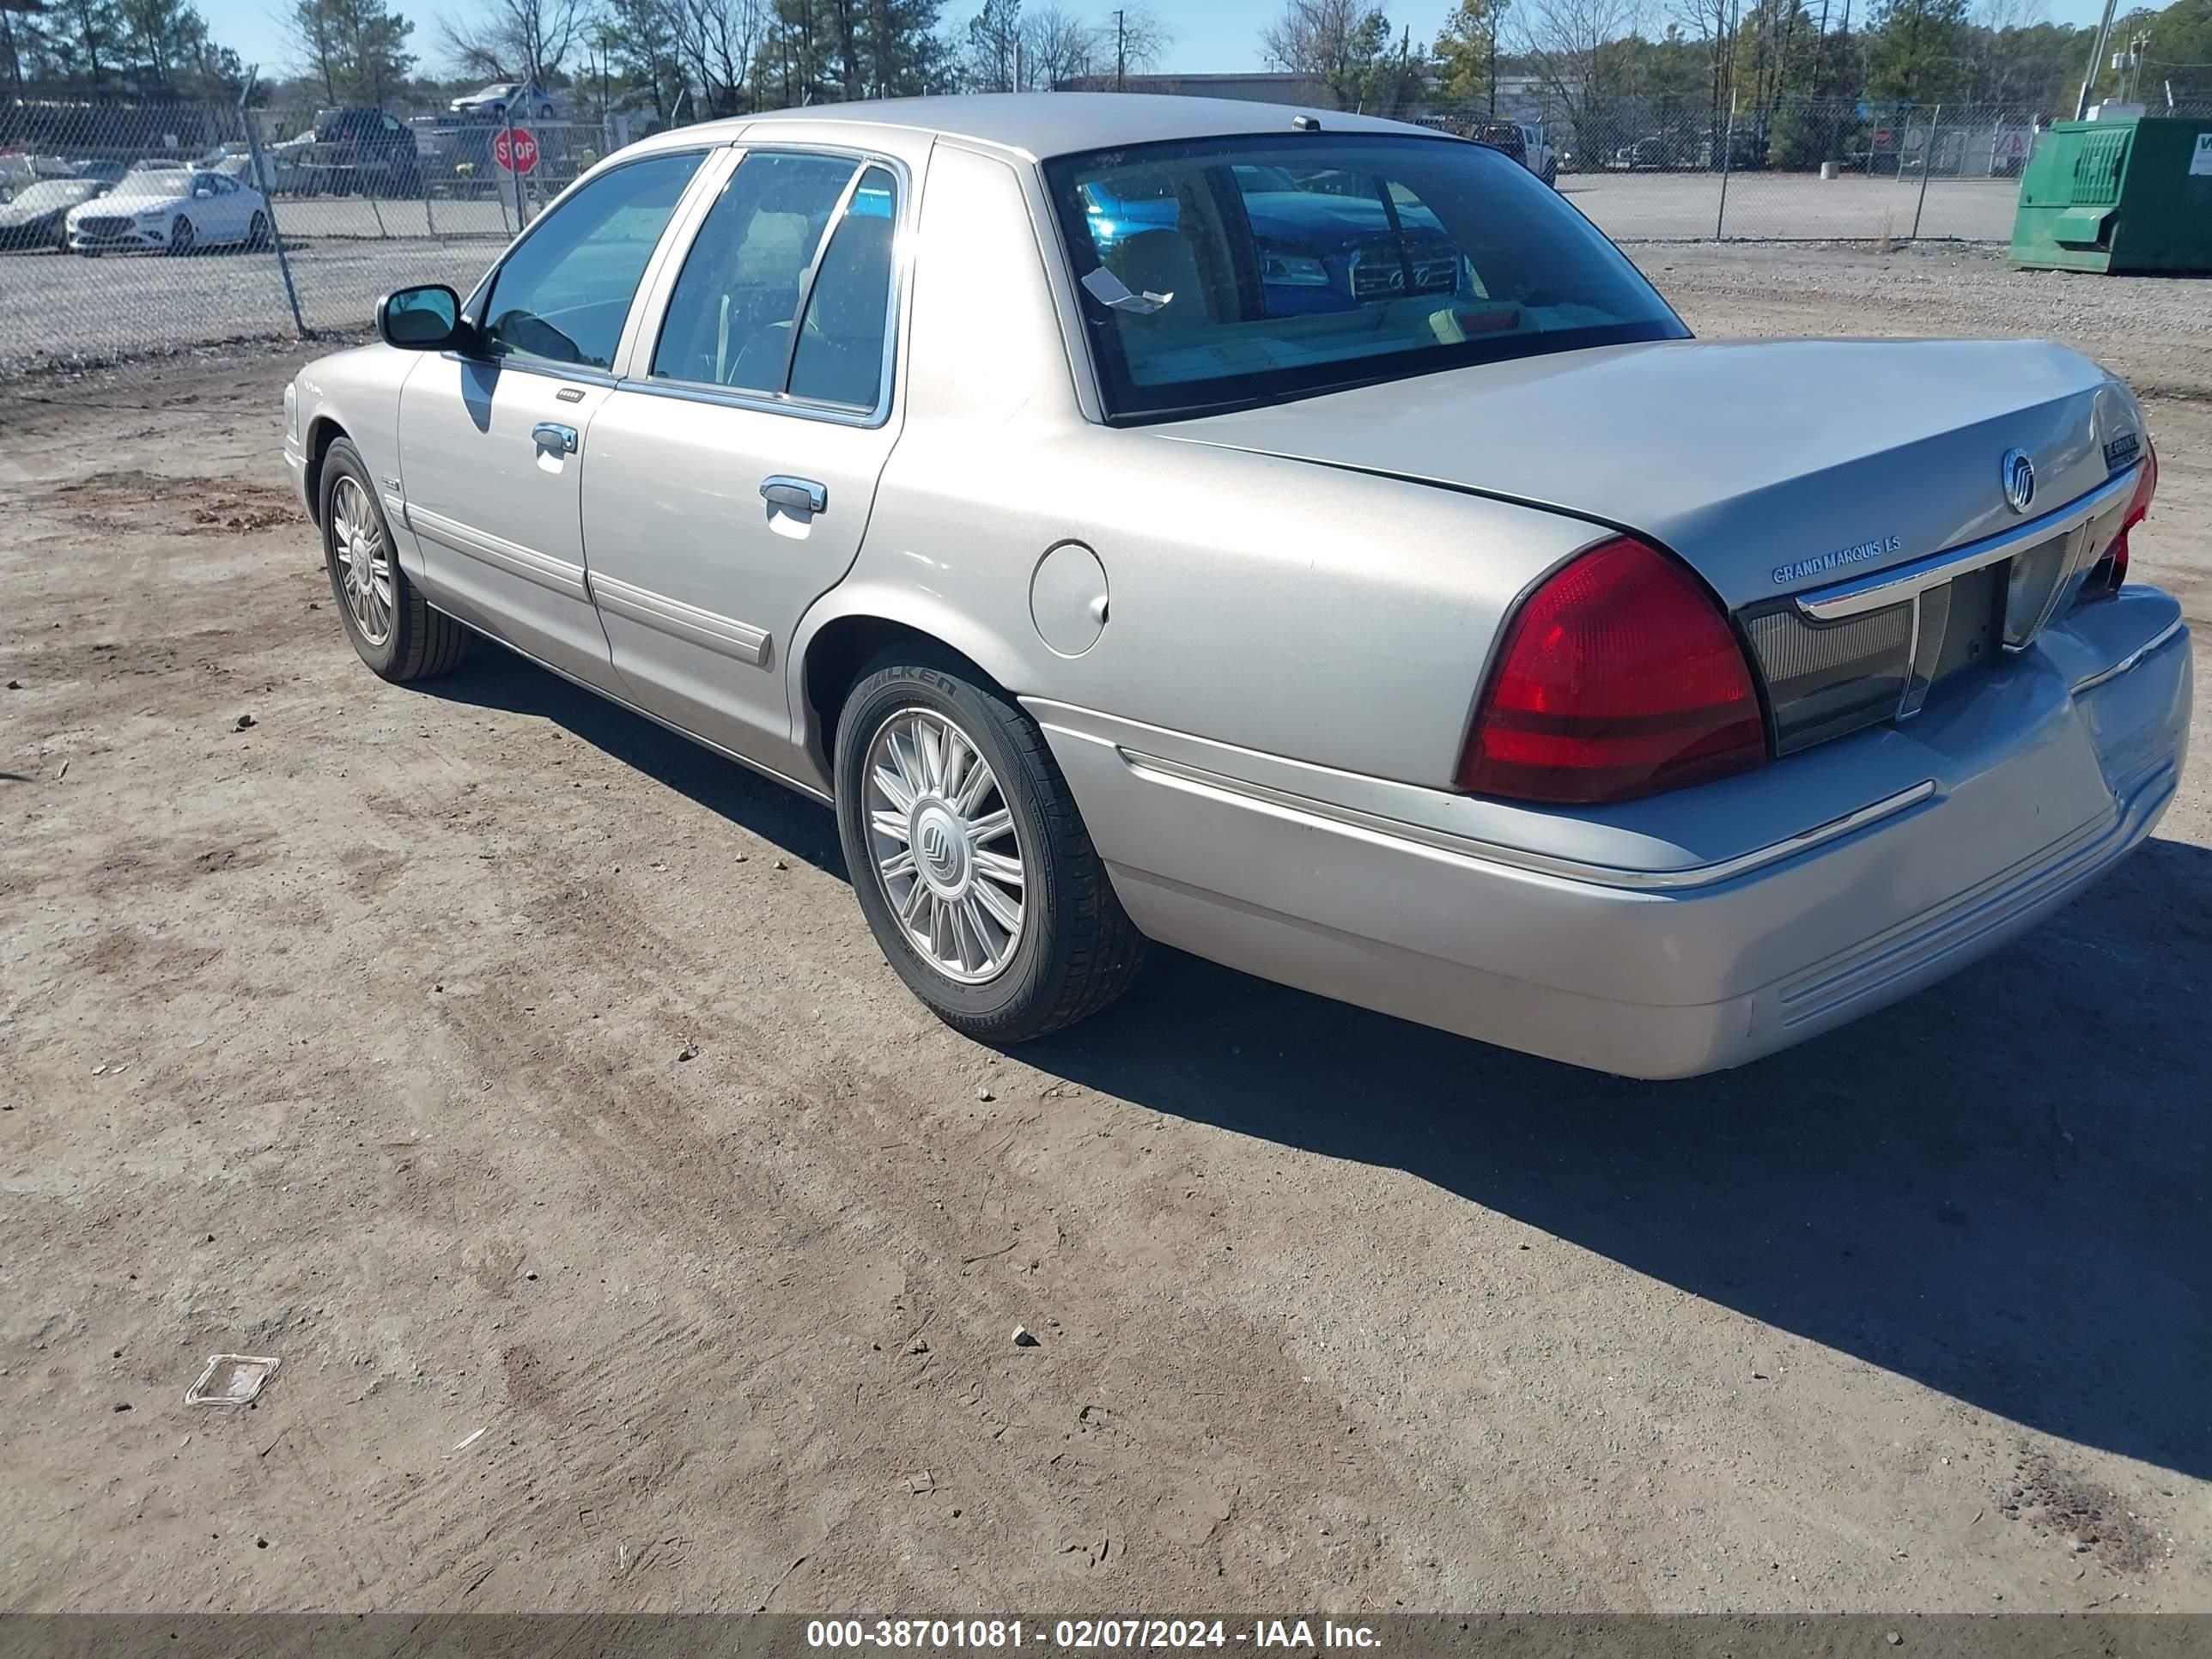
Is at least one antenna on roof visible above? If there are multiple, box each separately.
[1292,114,1322,132]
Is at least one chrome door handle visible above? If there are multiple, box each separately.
[761,475,828,515]
[532,422,579,454]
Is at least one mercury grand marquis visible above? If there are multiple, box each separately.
[283,94,2191,1078]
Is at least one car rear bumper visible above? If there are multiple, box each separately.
[1034,587,2191,1079]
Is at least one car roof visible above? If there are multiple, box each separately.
[630,93,1440,165]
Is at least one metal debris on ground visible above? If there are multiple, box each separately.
[904,1471,935,1494]
[1011,1326,1037,1347]
[184,1353,280,1406]
[233,714,256,731]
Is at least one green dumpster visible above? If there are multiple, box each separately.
[2010,118,2212,273]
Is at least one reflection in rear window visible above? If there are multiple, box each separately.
[1042,132,1687,421]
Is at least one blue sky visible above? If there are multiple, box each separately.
[199,0,2112,88]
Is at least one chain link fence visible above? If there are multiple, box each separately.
[4,90,2168,389]
[1,97,623,382]
[1418,96,2056,246]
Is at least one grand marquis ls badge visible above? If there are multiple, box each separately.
[2002,447,2036,514]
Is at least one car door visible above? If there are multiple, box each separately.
[395,147,710,688]
[581,149,907,775]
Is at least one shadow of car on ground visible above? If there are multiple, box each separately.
[418,647,2212,1484]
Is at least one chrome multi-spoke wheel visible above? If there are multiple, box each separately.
[864,708,1026,984]
[836,656,1146,1041]
[330,475,393,647]
[317,435,467,683]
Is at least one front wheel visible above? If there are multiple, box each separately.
[246,210,270,250]
[319,437,469,683]
[167,214,195,255]
[835,654,1146,1042]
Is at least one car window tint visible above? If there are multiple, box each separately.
[649,150,858,392]
[477,149,705,372]
[787,165,897,410]
[1046,133,1684,420]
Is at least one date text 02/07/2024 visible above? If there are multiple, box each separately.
[803,1618,1383,1649]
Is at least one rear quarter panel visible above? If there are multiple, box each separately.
[802,140,1601,791]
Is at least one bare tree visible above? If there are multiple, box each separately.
[1668,0,1736,130]
[1024,3,1095,84]
[672,0,766,111]
[1513,0,1645,141]
[1261,0,1390,106]
[440,0,591,83]
[1102,3,1170,81]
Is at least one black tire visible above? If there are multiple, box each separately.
[168,214,194,255]
[246,210,269,250]
[835,651,1146,1043]
[318,436,469,683]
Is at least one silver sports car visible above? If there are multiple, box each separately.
[283,95,2190,1078]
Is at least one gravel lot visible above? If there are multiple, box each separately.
[1565,172,2019,244]
[0,237,501,378]
[3,242,2209,1615]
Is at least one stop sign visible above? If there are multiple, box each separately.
[493,126,539,174]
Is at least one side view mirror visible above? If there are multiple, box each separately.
[377,283,472,353]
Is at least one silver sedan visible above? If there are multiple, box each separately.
[283,94,2191,1078]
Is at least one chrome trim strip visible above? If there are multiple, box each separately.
[408,504,589,602]
[1796,466,2137,623]
[1115,748,1937,893]
[2069,615,2185,696]
[589,573,771,666]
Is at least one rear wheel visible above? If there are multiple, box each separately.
[319,437,469,683]
[168,214,194,255]
[835,653,1146,1042]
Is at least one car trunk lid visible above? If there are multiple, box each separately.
[1150,337,2139,614]
[1155,335,2146,763]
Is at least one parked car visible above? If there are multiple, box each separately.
[68,167,270,255]
[69,159,132,186]
[450,81,558,120]
[0,150,75,199]
[290,107,423,198]
[1516,122,1559,186]
[0,176,109,249]
[283,96,2185,1078]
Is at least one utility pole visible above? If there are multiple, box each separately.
[1487,15,1497,117]
[1114,9,1127,90]
[2075,0,2120,118]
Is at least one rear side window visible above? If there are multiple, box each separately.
[651,152,899,413]
[476,149,706,371]
[1042,132,1685,421]
[788,165,898,409]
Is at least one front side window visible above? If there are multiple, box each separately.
[651,152,899,411]
[477,149,706,371]
[1043,133,1686,421]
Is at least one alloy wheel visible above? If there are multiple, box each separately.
[862,707,1027,985]
[331,476,393,646]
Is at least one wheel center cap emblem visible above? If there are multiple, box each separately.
[915,806,967,892]
[2001,448,2035,515]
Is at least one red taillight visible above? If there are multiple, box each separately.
[2081,441,2155,604]
[1460,536,1767,805]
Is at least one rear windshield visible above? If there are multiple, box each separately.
[1042,132,1686,422]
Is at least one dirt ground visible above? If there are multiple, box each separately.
[3,244,2209,1616]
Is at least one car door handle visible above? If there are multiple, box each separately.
[761,476,827,515]
[532,422,579,454]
